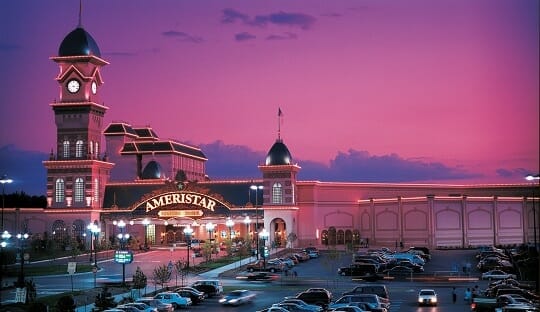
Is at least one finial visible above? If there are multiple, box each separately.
[277,108,283,141]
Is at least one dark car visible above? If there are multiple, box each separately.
[342,284,390,301]
[337,264,378,276]
[383,265,415,278]
[174,288,205,304]
[243,272,279,281]
[190,280,223,297]
[294,288,333,309]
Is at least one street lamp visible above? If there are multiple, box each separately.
[1,230,11,306]
[243,216,251,242]
[259,229,269,269]
[117,220,130,285]
[206,222,215,259]
[142,218,150,250]
[87,221,100,267]
[226,217,235,240]
[1,174,13,232]
[250,185,263,259]
[16,232,29,287]
[183,226,193,270]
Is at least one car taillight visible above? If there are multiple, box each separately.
[471,302,476,310]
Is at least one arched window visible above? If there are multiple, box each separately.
[55,179,65,203]
[337,229,345,245]
[93,178,99,204]
[352,230,360,245]
[75,140,84,158]
[345,229,353,245]
[95,142,99,157]
[321,230,329,245]
[52,220,67,242]
[72,219,85,247]
[74,178,85,203]
[328,227,337,246]
[63,140,70,158]
[272,182,282,204]
[89,141,93,156]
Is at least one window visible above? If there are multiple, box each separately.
[72,219,85,241]
[55,179,65,203]
[95,142,99,157]
[93,178,99,204]
[74,178,84,203]
[75,140,84,158]
[272,182,283,204]
[52,220,67,242]
[63,140,70,158]
[89,141,93,155]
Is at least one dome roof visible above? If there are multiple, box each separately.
[58,27,101,57]
[141,160,163,179]
[265,139,292,166]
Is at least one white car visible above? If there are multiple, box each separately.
[154,292,192,309]
[219,290,255,306]
[481,270,517,280]
[417,289,437,306]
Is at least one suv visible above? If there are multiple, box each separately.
[190,279,223,297]
[294,288,332,309]
[342,284,390,301]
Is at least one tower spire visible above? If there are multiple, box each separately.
[78,0,83,27]
[277,108,283,141]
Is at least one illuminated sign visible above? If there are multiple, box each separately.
[158,210,203,218]
[114,250,134,264]
[144,192,218,212]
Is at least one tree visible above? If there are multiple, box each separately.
[201,240,213,262]
[94,287,115,311]
[152,264,172,289]
[56,295,76,312]
[173,260,186,287]
[287,232,298,248]
[132,266,147,297]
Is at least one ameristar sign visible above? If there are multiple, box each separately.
[144,191,222,212]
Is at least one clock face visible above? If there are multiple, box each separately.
[67,79,80,93]
[91,81,97,94]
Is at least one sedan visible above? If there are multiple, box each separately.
[238,272,280,282]
[383,265,414,278]
[135,298,173,312]
[175,288,205,305]
[417,289,437,306]
[280,299,323,311]
[219,289,255,306]
[481,270,517,280]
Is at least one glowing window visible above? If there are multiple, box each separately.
[93,178,99,204]
[63,140,70,158]
[74,178,84,202]
[95,142,99,157]
[272,182,283,204]
[55,179,65,203]
[75,140,84,158]
[52,220,67,242]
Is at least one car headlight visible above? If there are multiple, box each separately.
[432,297,437,303]
[218,299,226,303]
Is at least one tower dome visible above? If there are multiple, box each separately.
[141,160,163,179]
[58,27,101,57]
[265,139,292,166]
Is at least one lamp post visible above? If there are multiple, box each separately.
[117,220,130,285]
[259,229,269,269]
[87,221,100,267]
[226,217,235,240]
[250,185,263,259]
[1,230,11,306]
[16,232,29,287]
[243,216,251,242]
[183,226,193,270]
[526,174,540,251]
[1,175,13,232]
[142,218,150,250]
[206,222,215,259]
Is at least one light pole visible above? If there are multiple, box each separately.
[16,232,29,287]
[250,185,263,259]
[1,230,11,306]
[117,220,130,285]
[206,222,215,259]
[183,226,193,270]
[526,174,540,251]
[87,221,100,267]
[259,229,269,269]
[226,217,235,240]
[243,216,251,242]
[142,218,150,250]
[1,175,13,232]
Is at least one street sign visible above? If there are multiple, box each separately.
[114,250,134,264]
[67,261,77,274]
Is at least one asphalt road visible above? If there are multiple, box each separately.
[1,247,487,311]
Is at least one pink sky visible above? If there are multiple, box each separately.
[0,0,538,189]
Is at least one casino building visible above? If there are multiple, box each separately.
[3,22,538,251]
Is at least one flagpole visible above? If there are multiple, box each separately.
[278,108,282,140]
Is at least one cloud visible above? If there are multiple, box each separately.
[162,30,203,43]
[235,32,256,42]
[266,32,298,41]
[495,167,530,179]
[202,141,264,178]
[221,9,316,30]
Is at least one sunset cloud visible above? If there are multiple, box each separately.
[222,9,316,30]
[162,30,203,43]
[235,32,256,42]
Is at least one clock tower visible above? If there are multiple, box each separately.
[43,25,113,210]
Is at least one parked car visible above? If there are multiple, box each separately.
[417,289,437,306]
[174,288,205,304]
[246,259,285,273]
[482,270,517,280]
[190,279,223,297]
[239,271,280,282]
[153,292,192,309]
[337,264,378,277]
[342,284,390,301]
[294,288,333,309]
[120,303,157,312]
[275,302,320,311]
[383,266,414,278]
[329,294,389,311]
[219,289,255,306]
[135,298,173,312]
[280,299,323,311]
